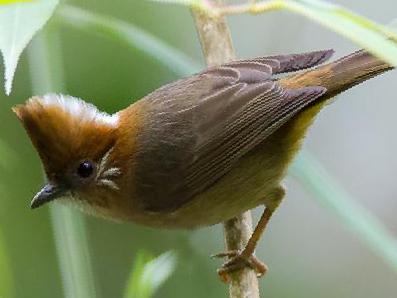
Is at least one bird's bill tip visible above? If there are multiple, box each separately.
[31,183,66,209]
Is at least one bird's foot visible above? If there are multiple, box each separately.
[211,250,268,283]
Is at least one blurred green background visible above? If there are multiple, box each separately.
[0,0,396,297]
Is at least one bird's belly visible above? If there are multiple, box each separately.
[128,104,322,229]
[133,133,294,228]
[168,153,283,228]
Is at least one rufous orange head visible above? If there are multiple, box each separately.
[13,94,121,211]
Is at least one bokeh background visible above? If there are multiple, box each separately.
[0,0,396,297]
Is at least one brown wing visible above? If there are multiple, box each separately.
[135,50,333,211]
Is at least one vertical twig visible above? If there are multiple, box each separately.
[191,8,261,298]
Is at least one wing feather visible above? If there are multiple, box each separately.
[135,50,332,211]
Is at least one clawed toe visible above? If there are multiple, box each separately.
[212,250,268,283]
[211,250,239,259]
[211,205,281,282]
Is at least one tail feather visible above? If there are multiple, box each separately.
[268,49,335,74]
[280,50,393,98]
[225,49,335,75]
[328,50,393,94]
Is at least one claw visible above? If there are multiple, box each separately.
[212,250,268,283]
[210,250,239,259]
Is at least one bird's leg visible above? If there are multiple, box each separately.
[213,186,285,282]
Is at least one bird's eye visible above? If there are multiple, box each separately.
[77,161,94,178]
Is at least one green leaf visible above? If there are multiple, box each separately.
[0,0,32,5]
[124,251,177,298]
[282,0,397,65]
[0,0,59,95]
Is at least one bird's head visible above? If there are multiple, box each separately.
[13,94,123,211]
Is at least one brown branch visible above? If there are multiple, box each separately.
[190,7,260,298]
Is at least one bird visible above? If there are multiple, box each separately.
[13,48,393,281]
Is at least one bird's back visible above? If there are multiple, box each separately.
[119,49,392,228]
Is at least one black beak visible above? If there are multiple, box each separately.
[31,183,67,209]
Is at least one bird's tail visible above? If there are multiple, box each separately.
[281,49,393,98]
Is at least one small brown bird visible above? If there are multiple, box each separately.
[13,49,393,280]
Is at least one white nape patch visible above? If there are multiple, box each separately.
[37,93,119,127]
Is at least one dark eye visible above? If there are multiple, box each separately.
[77,161,94,178]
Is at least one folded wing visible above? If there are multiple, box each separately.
[135,50,332,211]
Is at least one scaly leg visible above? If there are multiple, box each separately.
[213,186,285,282]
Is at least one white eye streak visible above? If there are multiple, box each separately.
[97,179,120,191]
[96,147,121,191]
[102,167,122,178]
[96,147,114,179]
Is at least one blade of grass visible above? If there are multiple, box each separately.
[0,140,17,297]
[56,4,200,77]
[27,24,97,298]
[282,0,397,66]
[124,251,177,298]
[0,204,14,298]
[124,251,153,298]
[0,139,16,170]
[290,151,397,272]
[0,0,59,95]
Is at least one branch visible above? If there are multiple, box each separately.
[194,0,397,66]
[190,8,260,298]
